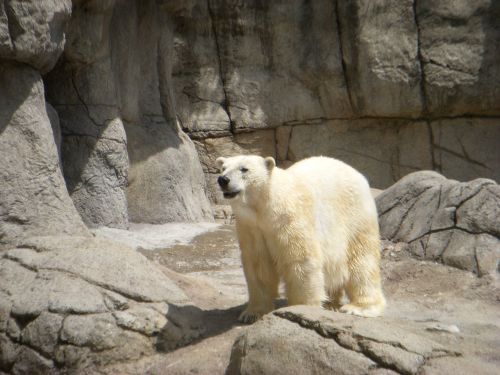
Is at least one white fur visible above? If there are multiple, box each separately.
[216,155,386,323]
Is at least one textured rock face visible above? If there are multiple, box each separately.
[0,236,204,373]
[45,0,213,227]
[376,171,500,277]
[227,306,479,375]
[0,0,72,73]
[171,0,500,197]
[0,0,89,245]
[0,62,88,245]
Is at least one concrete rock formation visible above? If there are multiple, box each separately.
[171,0,500,199]
[44,0,213,227]
[0,2,88,245]
[376,171,500,277]
[0,236,204,374]
[1,0,500,373]
[226,305,498,375]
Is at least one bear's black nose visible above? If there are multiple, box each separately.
[218,175,230,187]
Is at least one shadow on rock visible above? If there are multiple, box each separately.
[157,303,245,352]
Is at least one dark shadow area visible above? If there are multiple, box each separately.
[158,303,245,353]
[159,298,289,353]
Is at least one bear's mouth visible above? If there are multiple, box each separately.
[223,190,240,199]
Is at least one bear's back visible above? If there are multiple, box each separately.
[285,156,377,238]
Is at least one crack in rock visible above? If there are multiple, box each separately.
[274,310,460,375]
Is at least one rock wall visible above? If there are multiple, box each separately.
[170,0,500,203]
[44,0,213,227]
[1,0,499,232]
[1,0,214,239]
[0,1,89,245]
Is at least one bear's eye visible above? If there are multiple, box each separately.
[240,167,249,173]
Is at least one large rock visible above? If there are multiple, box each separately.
[227,306,497,375]
[45,0,213,225]
[0,62,88,245]
[0,0,72,73]
[44,2,129,229]
[376,171,500,276]
[0,236,206,373]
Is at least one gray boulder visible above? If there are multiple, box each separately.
[0,0,71,73]
[227,306,478,375]
[0,236,205,373]
[376,171,499,276]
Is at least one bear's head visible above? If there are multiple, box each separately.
[215,155,275,202]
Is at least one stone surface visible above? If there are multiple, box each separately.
[11,236,190,303]
[286,119,431,188]
[227,306,465,375]
[376,171,500,276]
[44,0,213,227]
[226,311,376,375]
[0,63,89,246]
[171,0,500,194]
[338,0,422,117]
[418,0,500,116]
[21,312,63,357]
[0,0,72,73]
[207,0,352,131]
[0,234,210,373]
[0,223,491,375]
[430,118,500,183]
[113,305,167,336]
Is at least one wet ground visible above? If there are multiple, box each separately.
[138,225,240,274]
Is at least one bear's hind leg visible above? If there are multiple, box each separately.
[340,231,386,317]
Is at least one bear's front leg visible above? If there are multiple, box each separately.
[237,223,279,324]
[239,258,279,323]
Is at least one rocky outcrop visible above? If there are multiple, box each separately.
[227,306,498,375]
[0,236,205,373]
[0,0,71,74]
[171,0,500,200]
[45,0,213,227]
[376,171,499,277]
[0,1,89,245]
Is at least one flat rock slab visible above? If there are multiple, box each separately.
[227,306,499,375]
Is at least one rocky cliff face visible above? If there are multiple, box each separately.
[1,0,499,232]
[171,0,500,202]
[1,0,214,237]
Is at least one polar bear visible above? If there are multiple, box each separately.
[216,155,386,323]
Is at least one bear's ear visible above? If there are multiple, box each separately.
[264,156,275,171]
[215,157,226,171]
